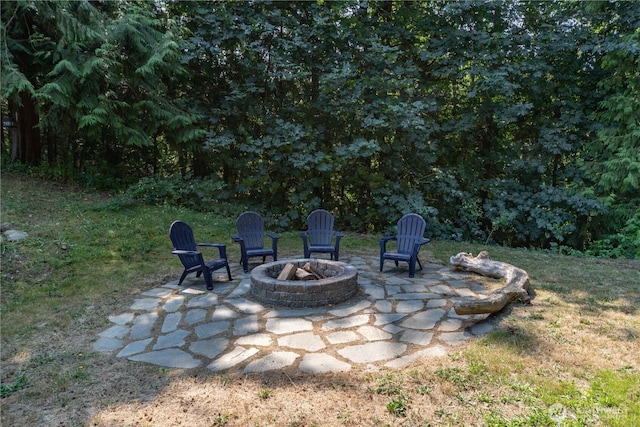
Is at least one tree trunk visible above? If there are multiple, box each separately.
[10,93,42,165]
[449,251,531,315]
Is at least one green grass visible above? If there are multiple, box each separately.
[2,172,639,426]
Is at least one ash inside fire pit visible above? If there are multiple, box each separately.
[250,259,358,308]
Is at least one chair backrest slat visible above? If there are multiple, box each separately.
[236,211,265,250]
[169,220,200,267]
[396,214,426,254]
[307,209,335,246]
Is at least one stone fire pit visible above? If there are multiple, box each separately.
[250,259,358,308]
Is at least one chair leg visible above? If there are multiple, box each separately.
[225,264,232,281]
[178,271,188,286]
[203,268,214,291]
[417,256,423,271]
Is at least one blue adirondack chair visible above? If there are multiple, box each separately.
[169,220,231,290]
[232,211,279,272]
[300,209,343,260]
[379,213,430,278]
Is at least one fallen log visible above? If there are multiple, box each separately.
[449,251,531,315]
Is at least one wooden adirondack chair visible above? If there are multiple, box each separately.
[169,220,231,290]
[379,213,430,277]
[232,211,279,272]
[300,209,343,260]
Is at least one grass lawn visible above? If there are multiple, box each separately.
[1,172,639,426]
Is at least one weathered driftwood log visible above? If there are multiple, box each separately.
[449,251,531,315]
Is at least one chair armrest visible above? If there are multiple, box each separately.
[197,243,228,258]
[231,235,242,242]
[172,249,200,256]
[379,235,397,251]
[266,233,279,241]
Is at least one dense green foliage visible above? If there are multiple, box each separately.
[1,0,638,257]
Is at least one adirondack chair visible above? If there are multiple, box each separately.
[232,211,279,272]
[169,220,232,290]
[379,213,430,278]
[300,209,343,260]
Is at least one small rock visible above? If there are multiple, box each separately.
[4,230,28,241]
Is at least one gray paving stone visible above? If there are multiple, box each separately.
[386,285,402,295]
[426,299,448,308]
[400,308,446,330]
[401,284,428,293]
[117,338,153,358]
[208,346,259,372]
[187,293,219,308]
[278,332,325,351]
[109,313,134,325]
[195,321,231,339]
[234,315,259,336]
[264,308,324,318]
[328,300,371,318]
[357,325,392,341]
[299,353,351,374]
[163,296,185,312]
[374,313,406,326]
[326,330,360,344]
[396,300,424,313]
[438,319,463,332]
[184,308,207,325]
[226,298,266,314]
[99,325,129,339]
[179,287,206,296]
[161,312,182,333]
[400,330,434,346]
[265,318,313,335]
[129,348,201,369]
[361,284,385,300]
[455,288,479,297]
[440,331,472,346]
[338,341,407,363]
[153,329,191,350]
[211,305,239,320]
[130,298,161,311]
[382,324,405,334]
[243,351,299,373]
[385,276,412,286]
[236,333,273,347]
[93,337,123,352]
[322,314,370,331]
[429,284,455,295]
[392,293,440,300]
[142,287,173,298]
[226,279,251,298]
[470,321,495,336]
[190,337,229,358]
[384,345,447,368]
[374,300,393,313]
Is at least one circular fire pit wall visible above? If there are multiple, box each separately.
[250,259,358,308]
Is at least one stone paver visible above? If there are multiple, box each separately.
[94,255,495,373]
